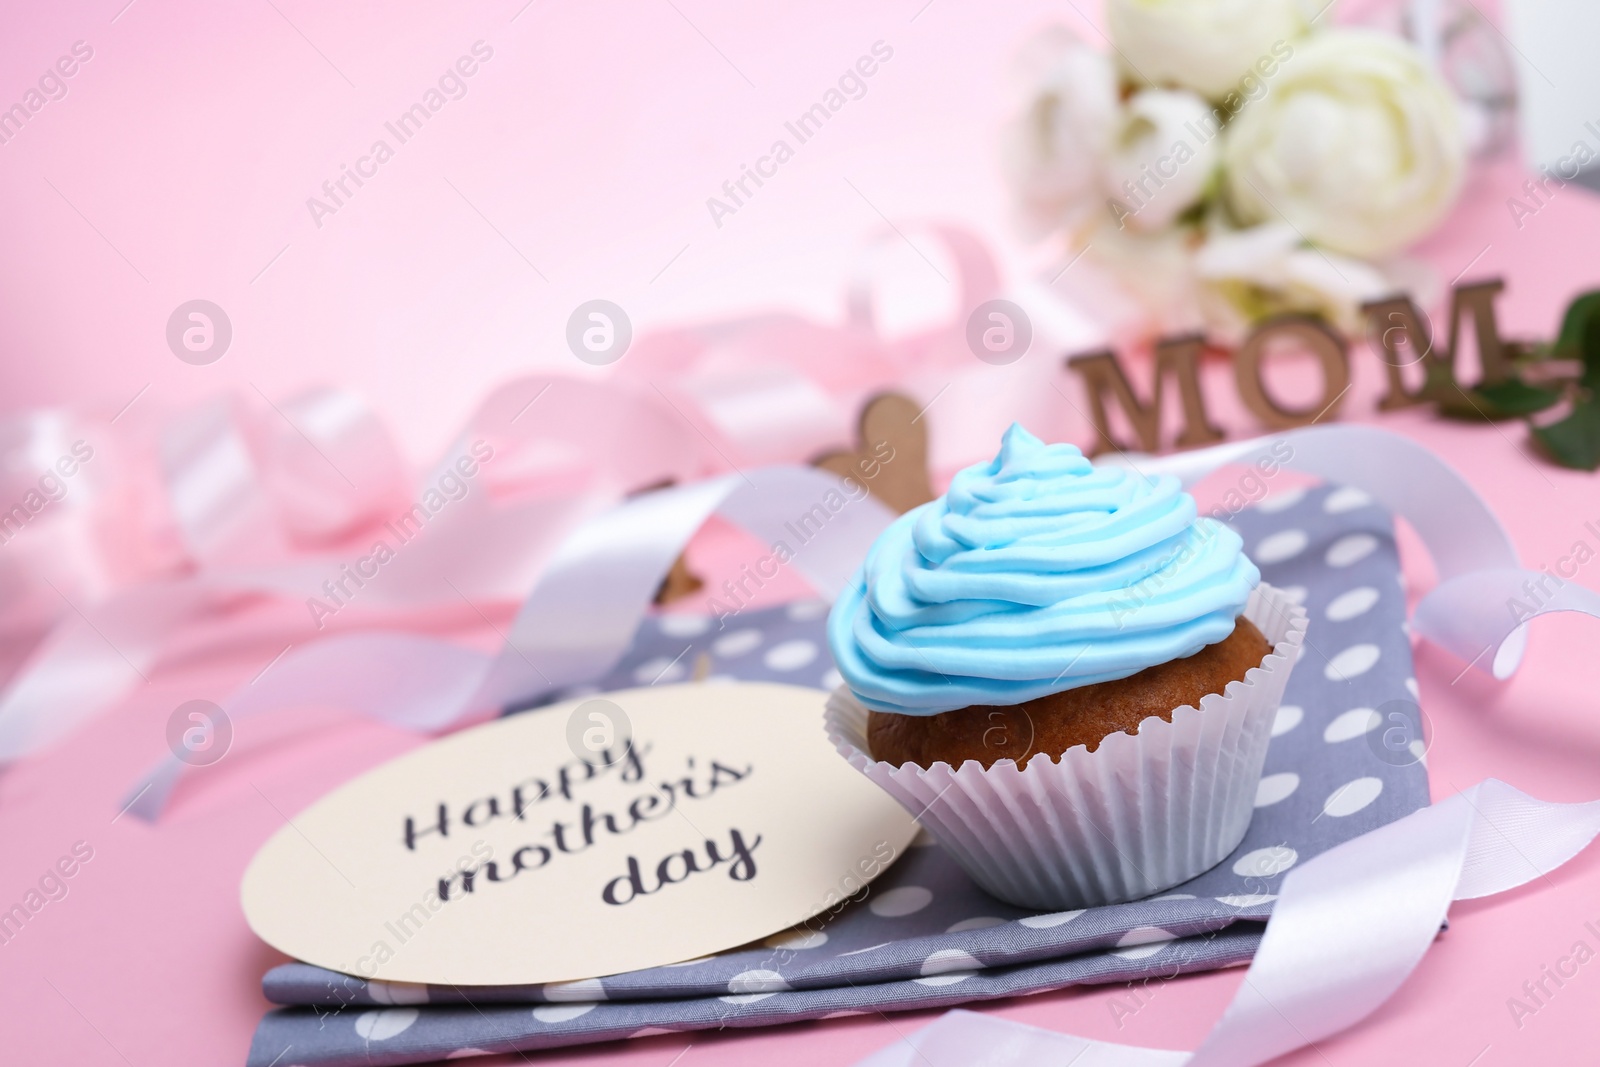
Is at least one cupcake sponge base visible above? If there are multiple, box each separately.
[826,583,1308,910]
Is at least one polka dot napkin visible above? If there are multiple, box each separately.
[249,483,1428,1066]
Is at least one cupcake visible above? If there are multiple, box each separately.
[824,424,1306,909]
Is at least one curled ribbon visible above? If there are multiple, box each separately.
[853,780,1600,1067]
[93,421,1600,827]
[1,226,1052,767]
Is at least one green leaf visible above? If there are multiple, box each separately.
[1555,290,1600,383]
[1531,401,1600,471]
[1428,364,1559,421]
[1473,378,1564,417]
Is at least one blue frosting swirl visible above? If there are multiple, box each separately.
[827,424,1260,714]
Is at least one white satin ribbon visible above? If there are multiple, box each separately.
[854,780,1600,1067]
[117,424,1586,818]
[124,466,896,818]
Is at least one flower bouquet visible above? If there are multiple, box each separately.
[1006,0,1472,344]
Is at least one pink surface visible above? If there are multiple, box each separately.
[2,1,1599,1065]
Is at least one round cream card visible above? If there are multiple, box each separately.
[241,681,918,985]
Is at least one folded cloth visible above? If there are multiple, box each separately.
[250,483,1428,1065]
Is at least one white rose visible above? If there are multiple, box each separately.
[1002,30,1119,235]
[1106,0,1314,100]
[1194,221,1392,343]
[1102,88,1221,232]
[1222,29,1466,259]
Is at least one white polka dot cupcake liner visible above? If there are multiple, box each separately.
[825,582,1309,911]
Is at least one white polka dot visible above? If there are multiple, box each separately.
[533,1003,598,1023]
[713,629,763,657]
[1254,529,1309,564]
[1405,677,1419,698]
[544,978,606,1002]
[1216,893,1277,908]
[1278,585,1308,605]
[1410,739,1428,766]
[1324,707,1381,742]
[625,1029,675,1039]
[1325,644,1381,681]
[355,1009,419,1040]
[946,916,1008,933]
[820,668,843,691]
[915,949,981,985]
[869,885,933,917]
[445,1050,493,1059]
[1271,705,1303,737]
[1255,487,1306,513]
[1149,893,1196,901]
[1326,533,1379,567]
[1324,486,1373,513]
[1323,777,1384,817]
[1111,927,1176,960]
[787,600,828,621]
[1326,587,1380,622]
[820,1010,867,1019]
[1255,772,1299,807]
[1018,909,1085,928]
[1233,846,1298,878]
[633,655,686,684]
[763,639,818,672]
[721,970,789,1003]
[765,928,828,950]
[657,613,711,637]
[367,981,429,1005]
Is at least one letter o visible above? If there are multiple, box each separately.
[1233,315,1351,429]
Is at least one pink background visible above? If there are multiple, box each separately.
[2,0,1600,1064]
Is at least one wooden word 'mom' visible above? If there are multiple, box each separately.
[1066,280,1512,454]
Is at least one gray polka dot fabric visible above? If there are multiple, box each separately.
[248,482,1429,1066]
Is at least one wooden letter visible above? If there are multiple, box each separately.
[1361,278,1513,409]
[1066,335,1224,455]
[1233,315,1350,429]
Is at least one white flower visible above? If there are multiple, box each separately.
[1106,0,1315,100]
[1103,89,1221,232]
[1002,30,1119,235]
[1222,29,1466,259]
[1075,217,1208,338]
[1194,221,1392,343]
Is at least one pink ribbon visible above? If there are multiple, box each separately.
[0,226,1040,769]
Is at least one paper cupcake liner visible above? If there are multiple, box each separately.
[824,583,1308,910]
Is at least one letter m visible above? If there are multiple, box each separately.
[1361,280,1514,410]
[1067,336,1223,455]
